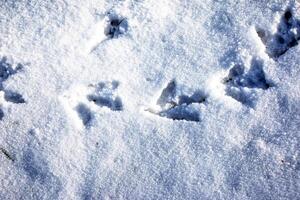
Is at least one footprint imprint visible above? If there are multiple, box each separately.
[88,12,128,53]
[87,81,123,111]
[0,56,23,83]
[256,8,300,59]
[223,58,272,108]
[61,81,123,129]
[0,56,26,121]
[104,12,128,39]
[146,79,206,122]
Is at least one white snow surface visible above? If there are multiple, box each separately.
[0,0,300,199]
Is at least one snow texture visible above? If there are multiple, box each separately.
[0,0,300,200]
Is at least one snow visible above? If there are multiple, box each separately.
[0,0,300,199]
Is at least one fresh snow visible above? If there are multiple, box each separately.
[0,0,300,199]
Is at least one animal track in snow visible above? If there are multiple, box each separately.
[104,12,128,39]
[256,8,300,59]
[0,56,26,121]
[0,56,23,83]
[147,80,206,122]
[87,81,123,111]
[223,58,272,108]
[87,12,129,53]
[61,81,123,129]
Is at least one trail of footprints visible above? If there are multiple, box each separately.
[1,9,297,126]
[66,54,272,124]
[0,7,297,192]
[67,58,271,125]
